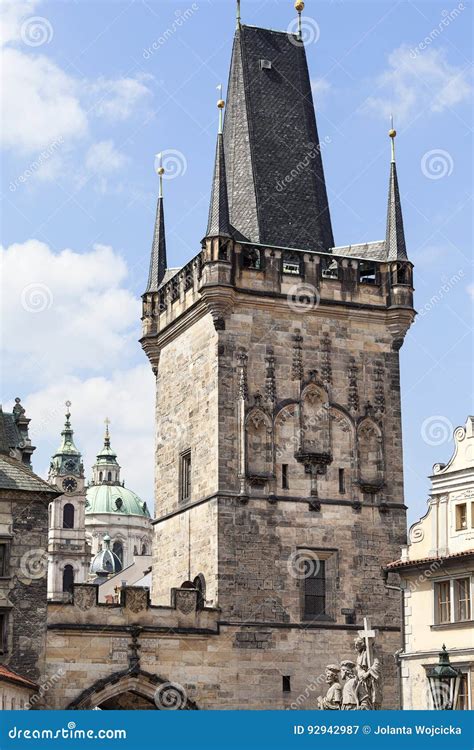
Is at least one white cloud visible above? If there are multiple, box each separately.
[85,140,128,175]
[1,240,142,383]
[7,365,155,508]
[2,49,88,154]
[311,78,331,108]
[0,0,38,46]
[87,75,152,122]
[364,45,471,124]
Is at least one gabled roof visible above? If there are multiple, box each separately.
[0,665,38,690]
[223,25,334,252]
[0,454,60,495]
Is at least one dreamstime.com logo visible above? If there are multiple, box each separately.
[154,681,188,709]
[8,724,127,741]
[287,282,320,313]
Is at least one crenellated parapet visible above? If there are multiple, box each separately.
[141,241,414,349]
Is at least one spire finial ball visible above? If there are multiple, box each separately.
[217,99,225,109]
[157,166,165,175]
[295,1,305,12]
[389,128,397,139]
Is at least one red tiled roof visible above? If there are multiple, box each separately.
[386,548,474,570]
[0,664,38,690]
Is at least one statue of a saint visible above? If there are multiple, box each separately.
[340,660,370,710]
[317,665,342,710]
[354,634,383,710]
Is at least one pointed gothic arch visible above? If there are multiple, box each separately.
[274,402,305,494]
[327,406,355,496]
[245,407,272,482]
[357,417,384,489]
[66,668,199,710]
[300,383,330,456]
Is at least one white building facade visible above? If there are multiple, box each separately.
[387,416,474,709]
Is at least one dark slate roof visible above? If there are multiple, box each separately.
[0,454,60,495]
[223,25,334,253]
[385,161,408,261]
[0,409,22,456]
[145,195,167,292]
[206,133,232,238]
[333,241,387,262]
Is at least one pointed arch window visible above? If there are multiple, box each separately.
[99,471,103,482]
[107,471,112,482]
[62,503,75,529]
[193,574,206,609]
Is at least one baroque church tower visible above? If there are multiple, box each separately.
[47,403,90,600]
[141,13,415,706]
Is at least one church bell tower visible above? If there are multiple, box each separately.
[141,9,415,708]
[47,403,90,600]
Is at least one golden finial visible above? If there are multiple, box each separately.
[388,115,396,163]
[155,152,165,197]
[217,84,225,134]
[295,1,305,40]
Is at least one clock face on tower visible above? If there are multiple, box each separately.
[62,477,78,493]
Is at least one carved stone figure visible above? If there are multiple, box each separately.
[340,660,370,710]
[354,634,383,710]
[317,665,342,710]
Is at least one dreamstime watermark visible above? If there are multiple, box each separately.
[27,668,66,709]
[9,138,64,192]
[143,5,199,59]
[421,415,454,446]
[19,549,49,580]
[418,269,464,317]
[154,681,188,710]
[405,558,444,593]
[20,15,54,46]
[154,149,187,180]
[287,282,321,313]
[410,4,466,58]
[289,671,327,709]
[21,282,53,313]
[421,149,454,180]
[287,16,320,46]
[276,138,331,193]
[287,549,321,580]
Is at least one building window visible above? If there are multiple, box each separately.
[282,676,291,692]
[454,578,471,622]
[282,464,289,490]
[193,574,206,609]
[99,471,103,482]
[321,257,339,280]
[112,542,123,571]
[455,503,467,531]
[456,672,470,710]
[303,559,326,619]
[282,253,301,276]
[359,261,377,284]
[179,450,192,502]
[0,543,9,576]
[338,468,345,494]
[434,580,451,624]
[62,565,74,595]
[107,471,112,482]
[0,613,7,654]
[62,503,75,529]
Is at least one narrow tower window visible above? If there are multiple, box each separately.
[62,564,74,594]
[62,503,75,529]
[303,559,326,619]
[282,676,291,692]
[282,464,289,490]
[179,450,192,502]
[338,468,345,494]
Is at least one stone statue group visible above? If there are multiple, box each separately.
[317,620,382,710]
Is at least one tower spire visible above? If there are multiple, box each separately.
[145,154,167,292]
[236,0,241,29]
[385,121,408,261]
[205,90,232,239]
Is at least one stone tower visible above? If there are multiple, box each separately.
[47,403,89,600]
[141,21,415,707]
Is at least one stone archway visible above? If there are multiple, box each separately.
[67,669,198,710]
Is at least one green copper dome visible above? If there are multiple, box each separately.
[85,485,150,518]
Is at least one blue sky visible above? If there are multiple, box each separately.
[1,0,472,524]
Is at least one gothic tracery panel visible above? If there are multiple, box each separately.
[357,418,384,488]
[301,385,330,456]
